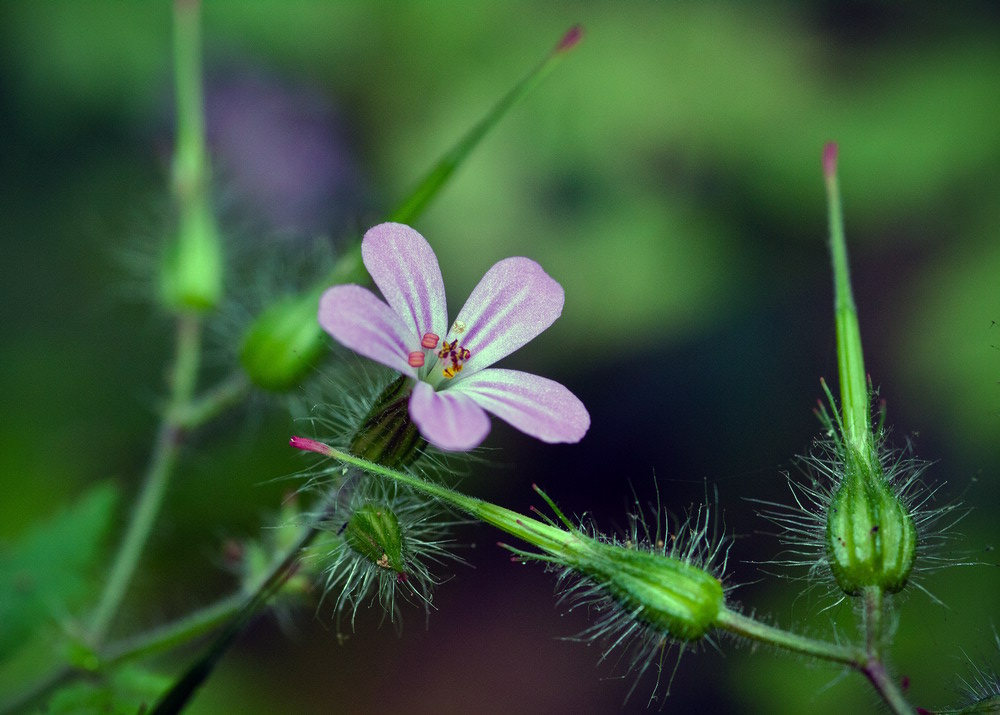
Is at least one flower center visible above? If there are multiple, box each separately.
[413,331,472,385]
[437,339,471,379]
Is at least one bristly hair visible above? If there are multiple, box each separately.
[509,484,731,709]
[754,391,970,607]
[305,472,467,635]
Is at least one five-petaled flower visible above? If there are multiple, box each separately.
[318,222,590,451]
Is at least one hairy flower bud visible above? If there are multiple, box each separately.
[240,292,326,391]
[577,542,725,642]
[348,376,425,468]
[344,503,406,577]
[826,450,917,596]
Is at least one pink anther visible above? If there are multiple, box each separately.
[408,351,425,368]
[421,332,440,349]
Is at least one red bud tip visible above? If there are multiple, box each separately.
[556,24,584,53]
[822,142,838,180]
[289,435,334,456]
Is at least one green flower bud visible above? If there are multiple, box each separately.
[578,543,725,642]
[240,291,326,391]
[344,503,406,576]
[160,193,223,312]
[955,696,1000,714]
[349,376,425,469]
[826,451,916,596]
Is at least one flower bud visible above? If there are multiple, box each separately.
[826,452,916,596]
[349,376,425,468]
[160,193,223,312]
[344,503,406,576]
[576,541,724,642]
[240,291,326,391]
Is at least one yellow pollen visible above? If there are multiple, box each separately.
[437,339,471,379]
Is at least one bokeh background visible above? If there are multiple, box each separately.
[2,2,999,713]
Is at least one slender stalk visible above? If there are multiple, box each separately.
[88,313,203,644]
[148,492,338,715]
[823,142,870,454]
[90,0,224,645]
[714,607,864,667]
[388,25,584,226]
[858,587,917,715]
[175,372,250,429]
[303,442,575,553]
[101,592,245,667]
[171,0,207,201]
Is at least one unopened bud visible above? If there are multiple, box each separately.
[826,452,916,596]
[240,292,325,391]
[349,375,425,468]
[160,194,223,312]
[344,503,406,576]
[578,542,724,642]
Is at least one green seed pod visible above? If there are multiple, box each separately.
[349,376,425,469]
[578,542,724,642]
[826,452,917,596]
[344,503,406,576]
[240,291,326,391]
[160,193,223,312]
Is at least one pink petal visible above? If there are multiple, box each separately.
[447,257,564,373]
[451,368,589,444]
[318,285,416,376]
[361,223,448,345]
[409,380,491,451]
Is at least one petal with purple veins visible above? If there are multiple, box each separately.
[452,368,589,444]
[447,257,564,373]
[361,222,448,343]
[318,285,416,376]
[409,380,491,451]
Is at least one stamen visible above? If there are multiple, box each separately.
[408,351,425,368]
[421,332,440,349]
[437,339,472,379]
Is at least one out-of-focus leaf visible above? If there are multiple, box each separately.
[44,665,169,715]
[0,483,118,661]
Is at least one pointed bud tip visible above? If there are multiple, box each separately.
[556,24,584,53]
[289,435,334,456]
[822,142,838,180]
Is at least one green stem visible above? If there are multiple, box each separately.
[823,142,870,454]
[319,446,575,553]
[101,592,245,668]
[858,587,917,715]
[171,0,208,202]
[148,492,338,715]
[715,607,863,667]
[88,313,203,644]
[175,372,250,429]
[388,25,583,226]
[162,0,221,311]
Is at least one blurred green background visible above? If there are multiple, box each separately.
[2,2,999,713]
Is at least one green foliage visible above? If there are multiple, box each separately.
[45,666,169,715]
[0,483,117,661]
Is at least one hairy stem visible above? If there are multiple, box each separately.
[859,587,917,715]
[88,312,203,644]
[715,607,864,667]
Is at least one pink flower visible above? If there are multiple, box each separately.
[318,223,590,451]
